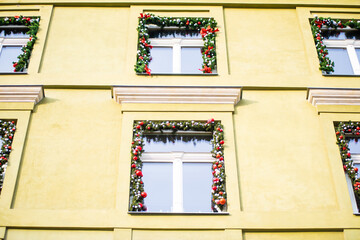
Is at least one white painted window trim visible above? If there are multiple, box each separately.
[323,39,360,75]
[0,37,29,72]
[149,38,203,74]
[142,152,213,213]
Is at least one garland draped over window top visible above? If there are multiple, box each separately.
[134,13,218,75]
[0,120,16,194]
[129,119,227,213]
[311,16,360,73]
[0,16,40,72]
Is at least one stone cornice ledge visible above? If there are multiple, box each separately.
[0,86,44,105]
[307,88,360,106]
[112,86,242,105]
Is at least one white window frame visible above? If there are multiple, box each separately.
[323,31,360,75]
[0,27,29,72]
[141,130,214,213]
[148,27,203,74]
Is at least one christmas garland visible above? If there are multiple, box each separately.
[134,13,218,75]
[311,16,360,74]
[335,121,360,201]
[129,119,227,212]
[0,16,40,72]
[0,120,16,194]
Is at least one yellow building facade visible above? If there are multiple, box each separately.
[0,0,360,239]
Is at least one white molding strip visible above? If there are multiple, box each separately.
[112,87,242,105]
[308,88,360,106]
[0,86,44,104]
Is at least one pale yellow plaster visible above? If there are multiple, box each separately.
[12,89,123,209]
[132,229,225,240]
[244,231,344,240]
[5,229,113,240]
[344,229,360,240]
[114,228,132,240]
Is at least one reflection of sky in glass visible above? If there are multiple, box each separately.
[322,30,360,40]
[181,47,202,73]
[349,139,360,153]
[0,46,23,73]
[149,47,173,73]
[327,48,353,74]
[183,162,212,212]
[143,134,212,152]
[149,29,201,39]
[0,29,29,38]
[142,162,173,212]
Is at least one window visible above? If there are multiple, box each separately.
[135,14,218,75]
[335,122,360,214]
[141,132,213,212]
[129,120,227,213]
[311,17,360,75]
[148,27,204,74]
[0,26,29,73]
[323,29,360,75]
[0,16,40,73]
[0,120,16,194]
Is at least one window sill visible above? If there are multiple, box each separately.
[354,212,360,216]
[128,211,229,215]
[0,72,27,75]
[136,73,218,76]
[322,73,360,77]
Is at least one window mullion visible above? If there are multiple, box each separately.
[173,39,181,73]
[172,152,183,212]
[346,45,360,75]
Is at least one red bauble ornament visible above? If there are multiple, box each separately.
[216,154,220,158]
[11,121,14,124]
[357,127,360,130]
[198,21,201,24]
[172,125,176,129]
[219,198,226,205]
[355,167,358,172]
[140,181,143,184]
[8,146,11,149]
[136,125,141,129]
[219,157,224,161]
[219,191,223,195]
[140,121,144,126]
[336,131,340,135]
[131,164,136,168]
[136,170,143,177]
[348,129,352,132]
[344,165,347,170]
[133,156,138,160]
[217,128,220,131]
[343,146,347,151]
[9,136,12,139]
[347,153,351,157]
[133,151,138,155]
[213,177,219,182]
[137,146,142,151]
[212,186,217,190]
[220,140,224,145]
[139,203,143,208]
[218,164,222,168]
[141,192,147,198]
[147,127,151,130]
[213,165,217,169]
[339,136,343,139]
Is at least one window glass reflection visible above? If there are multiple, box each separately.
[0,46,22,72]
[181,47,203,73]
[183,162,212,212]
[356,48,360,65]
[322,30,360,40]
[148,28,201,39]
[149,47,173,73]
[0,28,29,38]
[349,139,360,153]
[327,48,353,74]
[143,133,212,152]
[142,162,173,212]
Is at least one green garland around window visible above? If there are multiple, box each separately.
[0,120,16,194]
[134,13,218,75]
[129,119,227,212]
[335,121,360,200]
[310,16,360,74]
[0,16,40,72]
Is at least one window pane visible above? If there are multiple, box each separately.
[181,47,203,73]
[183,162,212,212]
[349,139,360,153]
[143,133,212,152]
[149,47,173,73]
[0,46,22,73]
[142,162,173,212]
[327,48,353,75]
[356,48,360,65]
